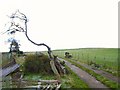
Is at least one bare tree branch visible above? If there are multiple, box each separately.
[8,10,53,59]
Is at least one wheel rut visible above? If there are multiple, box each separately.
[76,61,119,83]
[59,58,110,90]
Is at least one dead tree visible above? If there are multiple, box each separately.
[3,10,66,78]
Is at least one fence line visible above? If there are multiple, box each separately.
[53,50,118,71]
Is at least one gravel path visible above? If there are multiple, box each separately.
[59,58,110,90]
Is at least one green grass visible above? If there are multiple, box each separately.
[1,50,119,89]
[61,65,89,89]
[52,48,118,75]
[1,52,90,88]
[65,58,119,89]
[24,73,55,81]
[22,53,89,88]
[23,66,89,89]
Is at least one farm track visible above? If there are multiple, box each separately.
[59,58,110,90]
[75,61,119,83]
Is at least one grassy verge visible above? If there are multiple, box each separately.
[52,48,118,76]
[65,58,119,89]
[15,53,89,88]
[61,65,90,89]
[23,73,55,81]
[74,59,118,77]
[23,65,89,89]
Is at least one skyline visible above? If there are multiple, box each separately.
[0,0,118,52]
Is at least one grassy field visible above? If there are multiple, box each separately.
[51,48,119,89]
[52,48,119,75]
[1,52,89,89]
[1,48,119,89]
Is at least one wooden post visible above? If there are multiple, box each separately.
[50,60,60,80]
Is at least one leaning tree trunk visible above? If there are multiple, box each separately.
[7,10,66,80]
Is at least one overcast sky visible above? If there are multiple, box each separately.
[0,0,119,52]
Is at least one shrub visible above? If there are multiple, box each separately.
[23,53,53,74]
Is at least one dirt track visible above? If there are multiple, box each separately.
[59,58,110,90]
[76,61,119,83]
